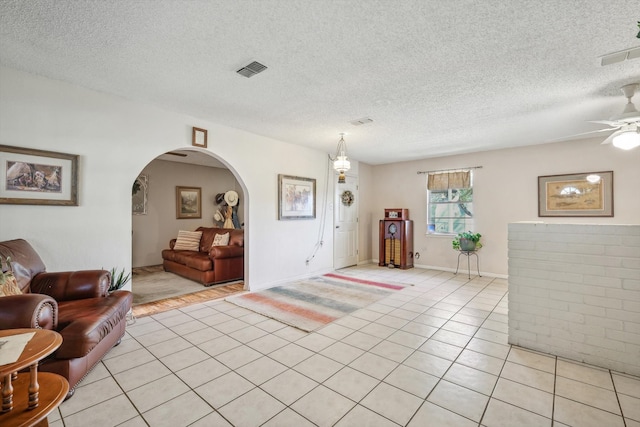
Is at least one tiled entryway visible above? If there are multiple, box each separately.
[48,265,640,426]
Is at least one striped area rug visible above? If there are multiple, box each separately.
[226,273,410,332]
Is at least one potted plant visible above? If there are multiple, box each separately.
[452,231,482,251]
[108,268,131,293]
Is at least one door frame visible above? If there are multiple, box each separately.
[333,173,358,269]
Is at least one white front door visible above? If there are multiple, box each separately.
[334,175,358,269]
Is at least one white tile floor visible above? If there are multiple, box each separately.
[48,265,640,427]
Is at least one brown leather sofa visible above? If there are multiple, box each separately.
[0,239,133,398]
[162,227,244,286]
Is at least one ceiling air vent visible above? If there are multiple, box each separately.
[236,61,268,78]
[349,117,373,126]
[600,47,640,66]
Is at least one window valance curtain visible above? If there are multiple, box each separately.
[427,171,471,190]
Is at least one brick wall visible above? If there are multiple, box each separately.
[508,223,640,376]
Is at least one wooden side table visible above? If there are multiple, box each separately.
[0,329,68,427]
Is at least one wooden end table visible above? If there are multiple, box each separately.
[0,329,69,427]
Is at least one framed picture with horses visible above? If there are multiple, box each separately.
[0,145,78,206]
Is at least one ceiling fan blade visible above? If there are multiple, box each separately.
[549,127,616,142]
[587,120,622,127]
[601,123,640,145]
[601,130,620,145]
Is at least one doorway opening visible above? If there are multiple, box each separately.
[334,173,358,269]
[130,148,248,315]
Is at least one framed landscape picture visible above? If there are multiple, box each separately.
[176,186,202,219]
[278,174,316,220]
[0,145,78,206]
[538,171,613,217]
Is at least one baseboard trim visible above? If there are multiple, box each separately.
[362,259,507,279]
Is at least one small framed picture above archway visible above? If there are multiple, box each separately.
[192,127,207,148]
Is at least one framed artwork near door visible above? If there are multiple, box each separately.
[278,174,316,220]
[0,144,78,206]
[176,186,202,219]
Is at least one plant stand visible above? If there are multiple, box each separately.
[455,250,481,279]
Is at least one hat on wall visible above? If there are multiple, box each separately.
[224,190,239,207]
[215,193,225,205]
[213,210,224,222]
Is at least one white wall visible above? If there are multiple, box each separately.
[0,66,334,290]
[3,66,639,287]
[369,141,640,276]
[357,162,374,263]
[508,223,640,376]
[132,159,242,267]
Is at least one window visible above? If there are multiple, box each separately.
[427,170,473,234]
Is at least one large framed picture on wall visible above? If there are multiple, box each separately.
[0,145,78,206]
[538,171,613,217]
[278,174,316,220]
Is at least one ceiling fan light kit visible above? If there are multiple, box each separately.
[612,129,640,150]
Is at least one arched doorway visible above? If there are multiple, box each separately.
[130,148,248,309]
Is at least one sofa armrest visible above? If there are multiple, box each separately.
[209,246,244,259]
[0,294,58,330]
[169,238,177,249]
[30,270,110,301]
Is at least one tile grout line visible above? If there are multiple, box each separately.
[609,369,628,427]
[476,318,513,426]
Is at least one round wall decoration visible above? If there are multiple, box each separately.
[341,190,354,206]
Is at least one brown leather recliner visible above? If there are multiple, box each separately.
[0,239,133,398]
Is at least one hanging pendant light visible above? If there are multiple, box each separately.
[333,133,351,183]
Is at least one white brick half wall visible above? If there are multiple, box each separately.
[508,223,640,376]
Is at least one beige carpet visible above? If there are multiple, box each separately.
[132,270,206,305]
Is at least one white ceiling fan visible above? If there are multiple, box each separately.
[578,83,640,150]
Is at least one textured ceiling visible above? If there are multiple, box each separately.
[1,0,639,165]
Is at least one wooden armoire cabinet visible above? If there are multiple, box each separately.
[378,209,414,269]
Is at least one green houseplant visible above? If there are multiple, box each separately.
[108,267,131,293]
[452,231,482,251]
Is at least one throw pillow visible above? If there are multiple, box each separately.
[212,232,230,247]
[0,273,22,297]
[173,230,203,251]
